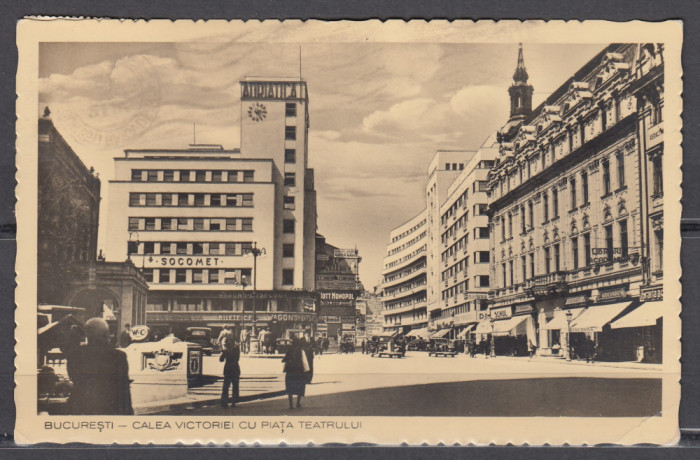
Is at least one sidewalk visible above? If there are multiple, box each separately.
[134,374,286,415]
[475,354,663,371]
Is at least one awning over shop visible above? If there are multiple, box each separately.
[430,328,451,339]
[570,302,631,333]
[380,331,398,338]
[541,308,586,331]
[610,302,663,329]
[475,320,492,334]
[456,324,476,339]
[492,315,529,336]
[406,327,431,339]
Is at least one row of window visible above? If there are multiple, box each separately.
[384,297,427,311]
[385,245,426,270]
[387,231,427,256]
[127,241,296,257]
[495,104,623,196]
[384,280,426,298]
[128,241,254,256]
[441,235,468,263]
[441,251,490,280]
[441,276,490,300]
[129,192,254,208]
[440,177,492,226]
[132,169,255,183]
[383,262,426,284]
[129,217,253,232]
[499,219,631,288]
[438,300,488,318]
[142,267,294,285]
[391,220,426,243]
[384,311,428,324]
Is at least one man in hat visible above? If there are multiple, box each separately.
[64,318,133,415]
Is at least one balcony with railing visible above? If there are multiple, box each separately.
[525,271,568,296]
[383,298,428,316]
[382,283,427,302]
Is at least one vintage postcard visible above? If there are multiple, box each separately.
[15,19,682,445]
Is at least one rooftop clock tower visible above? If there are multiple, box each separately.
[239,78,316,292]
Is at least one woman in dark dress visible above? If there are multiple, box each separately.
[282,336,312,409]
[219,337,241,408]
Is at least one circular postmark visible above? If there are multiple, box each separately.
[52,54,161,148]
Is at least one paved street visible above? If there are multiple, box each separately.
[162,351,662,417]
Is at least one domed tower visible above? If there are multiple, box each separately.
[507,43,534,121]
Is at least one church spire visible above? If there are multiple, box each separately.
[513,43,529,83]
[507,43,534,121]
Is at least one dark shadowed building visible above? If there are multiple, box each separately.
[38,110,148,335]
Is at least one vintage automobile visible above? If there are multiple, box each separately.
[368,335,404,358]
[339,335,355,354]
[275,338,293,355]
[427,338,457,357]
[185,327,214,356]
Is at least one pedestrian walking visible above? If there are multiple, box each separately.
[240,327,250,354]
[64,318,133,415]
[361,339,366,354]
[219,336,241,408]
[528,339,537,358]
[282,336,312,409]
[217,324,234,350]
[118,323,132,348]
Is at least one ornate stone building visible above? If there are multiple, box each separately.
[38,110,148,335]
[486,44,664,361]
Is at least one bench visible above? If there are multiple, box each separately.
[428,351,457,357]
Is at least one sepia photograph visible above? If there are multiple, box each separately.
[16,19,682,445]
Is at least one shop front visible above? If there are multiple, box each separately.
[608,290,664,363]
[540,307,586,357]
[488,305,537,356]
[569,300,634,361]
[146,290,318,341]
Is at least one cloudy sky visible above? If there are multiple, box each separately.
[39,33,604,289]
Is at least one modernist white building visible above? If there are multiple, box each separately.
[381,150,477,336]
[381,210,428,334]
[104,79,318,339]
[434,138,497,339]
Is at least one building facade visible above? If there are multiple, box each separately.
[425,151,476,318]
[433,139,498,339]
[104,79,318,340]
[315,233,362,340]
[38,111,148,335]
[486,44,664,362]
[381,209,429,334]
[356,291,385,340]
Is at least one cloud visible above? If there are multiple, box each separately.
[362,98,436,133]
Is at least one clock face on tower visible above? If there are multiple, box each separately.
[247,102,267,122]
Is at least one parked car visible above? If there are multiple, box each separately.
[185,327,214,355]
[276,338,293,355]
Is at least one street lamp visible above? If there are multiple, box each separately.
[565,310,573,362]
[247,242,266,338]
[489,316,495,358]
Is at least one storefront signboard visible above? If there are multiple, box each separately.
[514,304,533,314]
[490,307,513,319]
[477,311,491,321]
[598,287,627,301]
[147,311,317,323]
[641,286,663,302]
